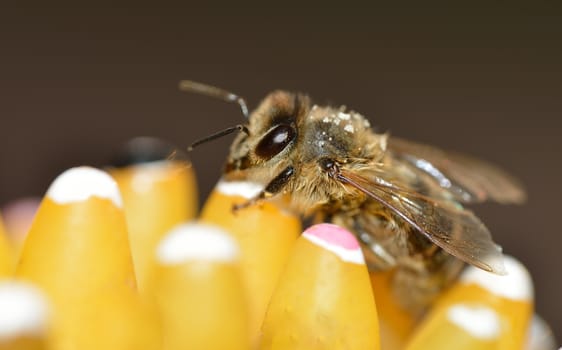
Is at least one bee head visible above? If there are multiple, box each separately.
[225,91,309,174]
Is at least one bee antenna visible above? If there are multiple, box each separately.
[188,125,249,151]
[179,80,249,119]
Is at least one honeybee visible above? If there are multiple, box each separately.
[182,81,526,312]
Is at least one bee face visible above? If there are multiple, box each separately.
[225,91,303,174]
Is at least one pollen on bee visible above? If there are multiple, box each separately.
[344,124,355,133]
[337,111,351,120]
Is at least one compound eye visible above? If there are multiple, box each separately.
[255,124,296,159]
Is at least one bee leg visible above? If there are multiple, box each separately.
[232,166,295,212]
[318,158,339,177]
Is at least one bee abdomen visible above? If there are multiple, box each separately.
[329,204,465,314]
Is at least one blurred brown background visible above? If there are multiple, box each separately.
[1,3,561,339]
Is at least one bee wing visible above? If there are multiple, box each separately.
[336,169,507,274]
[388,137,526,204]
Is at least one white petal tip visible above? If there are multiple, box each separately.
[157,222,239,265]
[461,255,533,301]
[0,282,50,339]
[47,167,123,208]
[216,180,264,199]
[303,224,365,265]
[447,304,501,340]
